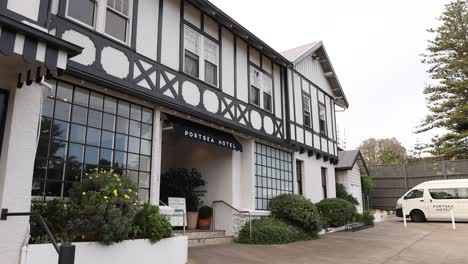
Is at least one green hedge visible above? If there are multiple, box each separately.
[354,211,375,225]
[317,198,357,228]
[336,183,359,205]
[237,217,315,244]
[269,194,322,235]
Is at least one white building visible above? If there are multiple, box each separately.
[0,0,349,262]
[335,150,369,213]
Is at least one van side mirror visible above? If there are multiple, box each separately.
[404,196,408,200]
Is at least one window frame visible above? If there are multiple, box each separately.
[32,80,153,202]
[254,143,293,210]
[296,160,303,195]
[182,24,220,88]
[319,103,327,135]
[65,0,133,45]
[302,92,312,128]
[249,64,273,113]
[321,167,327,199]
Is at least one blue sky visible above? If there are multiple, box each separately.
[210,0,450,150]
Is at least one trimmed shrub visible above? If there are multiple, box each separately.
[131,203,173,243]
[317,198,357,228]
[237,217,315,244]
[336,183,359,206]
[269,194,322,235]
[30,169,173,245]
[354,211,375,225]
[67,169,139,245]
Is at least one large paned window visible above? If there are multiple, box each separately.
[183,26,219,86]
[250,67,273,112]
[67,0,132,43]
[255,143,293,210]
[321,167,328,199]
[302,94,311,128]
[319,104,327,135]
[33,81,153,202]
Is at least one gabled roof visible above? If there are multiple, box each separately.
[336,150,369,176]
[281,41,349,109]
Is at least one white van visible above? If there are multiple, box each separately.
[396,179,468,222]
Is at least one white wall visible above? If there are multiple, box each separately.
[7,0,40,22]
[136,0,160,60]
[25,237,188,264]
[221,28,235,97]
[160,0,180,70]
[294,55,334,97]
[235,38,248,103]
[338,164,363,213]
[293,152,336,203]
[0,83,43,264]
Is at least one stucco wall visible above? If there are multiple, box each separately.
[0,83,43,264]
[293,152,336,203]
[25,237,188,264]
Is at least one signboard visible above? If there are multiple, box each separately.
[168,197,186,227]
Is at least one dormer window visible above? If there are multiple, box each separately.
[66,0,132,44]
[183,26,219,87]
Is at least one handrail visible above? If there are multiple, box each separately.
[159,201,186,235]
[212,200,252,240]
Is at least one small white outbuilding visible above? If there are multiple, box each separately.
[335,150,369,213]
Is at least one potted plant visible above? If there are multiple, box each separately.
[160,168,206,230]
[197,206,213,230]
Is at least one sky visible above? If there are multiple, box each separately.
[209,0,450,151]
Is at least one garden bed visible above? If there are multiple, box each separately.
[25,236,188,264]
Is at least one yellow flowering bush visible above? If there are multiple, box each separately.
[67,169,140,245]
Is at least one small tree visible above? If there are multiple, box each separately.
[359,138,407,165]
[361,176,375,210]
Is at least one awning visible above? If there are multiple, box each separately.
[169,115,243,152]
[0,14,82,88]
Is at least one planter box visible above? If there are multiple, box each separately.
[25,236,188,264]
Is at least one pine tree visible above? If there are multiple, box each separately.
[418,0,468,160]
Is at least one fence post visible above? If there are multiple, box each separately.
[402,163,408,191]
[442,160,447,179]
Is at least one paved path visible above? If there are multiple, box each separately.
[188,217,468,264]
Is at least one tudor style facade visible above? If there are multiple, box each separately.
[0,0,349,262]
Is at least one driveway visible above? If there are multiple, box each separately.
[188,217,468,264]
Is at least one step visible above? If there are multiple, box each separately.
[188,236,234,247]
[175,230,226,240]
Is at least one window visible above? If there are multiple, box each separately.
[321,167,327,199]
[204,38,218,86]
[183,26,219,86]
[296,160,303,195]
[429,188,468,199]
[250,67,273,112]
[0,90,8,160]
[33,81,153,202]
[255,143,293,210]
[105,0,131,42]
[405,189,424,199]
[319,104,327,134]
[67,0,96,26]
[302,94,311,128]
[67,0,132,43]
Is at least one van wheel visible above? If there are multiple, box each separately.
[410,210,426,222]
